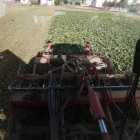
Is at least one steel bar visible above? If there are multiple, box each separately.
[98,119,110,140]
[10,86,80,91]
[17,65,21,76]
[18,74,126,80]
[92,85,140,90]
[11,85,140,91]
[98,119,107,133]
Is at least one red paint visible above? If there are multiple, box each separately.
[90,63,100,85]
[18,74,24,79]
[102,89,109,107]
[83,42,91,55]
[45,40,53,54]
[10,96,139,107]
[8,96,15,139]
[100,57,113,71]
[86,42,90,47]
[87,82,105,120]
[47,40,51,48]
[102,133,110,140]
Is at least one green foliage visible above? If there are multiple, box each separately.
[103,0,108,6]
[119,0,127,8]
[74,1,80,5]
[127,4,140,12]
[46,11,140,74]
[70,0,73,4]
[30,0,39,5]
[116,2,121,7]
[60,1,64,6]
[63,0,68,4]
[128,7,137,12]
[103,0,120,7]
[54,0,60,5]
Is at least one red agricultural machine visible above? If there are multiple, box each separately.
[8,40,140,140]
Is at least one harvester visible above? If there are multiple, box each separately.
[7,39,140,140]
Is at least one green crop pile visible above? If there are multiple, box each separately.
[45,11,140,74]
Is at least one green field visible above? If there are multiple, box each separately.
[46,10,140,74]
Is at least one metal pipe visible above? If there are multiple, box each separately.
[98,119,107,133]
[98,119,110,140]
[92,85,140,90]
[17,65,21,76]
[11,85,140,91]
[106,107,119,140]
[86,81,110,140]
[11,86,80,91]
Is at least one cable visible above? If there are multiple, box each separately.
[19,75,34,87]
[66,74,78,86]
[125,73,134,102]
[119,74,140,140]
[8,80,19,91]
[57,91,69,122]
[104,66,123,115]
[67,74,77,80]
[133,93,140,118]
[48,89,52,114]
[108,89,123,114]
[17,75,40,103]
[27,92,39,103]
[129,124,140,138]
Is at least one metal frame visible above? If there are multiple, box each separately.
[7,41,140,140]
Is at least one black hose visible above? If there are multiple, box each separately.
[125,73,134,102]
[66,74,78,84]
[133,93,140,118]
[48,90,52,114]
[28,92,38,103]
[57,91,69,122]
[108,90,123,114]
[119,74,140,140]
[104,68,123,114]
[47,73,59,140]
[19,75,34,87]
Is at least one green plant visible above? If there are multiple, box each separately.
[70,0,73,4]
[63,0,68,4]
[103,0,119,7]
[60,2,64,6]
[30,0,40,4]
[120,0,127,8]
[54,0,60,5]
[102,0,108,6]
[74,1,80,5]
[127,4,140,12]
[128,7,137,12]
[46,10,140,74]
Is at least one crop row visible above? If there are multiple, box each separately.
[45,11,140,74]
